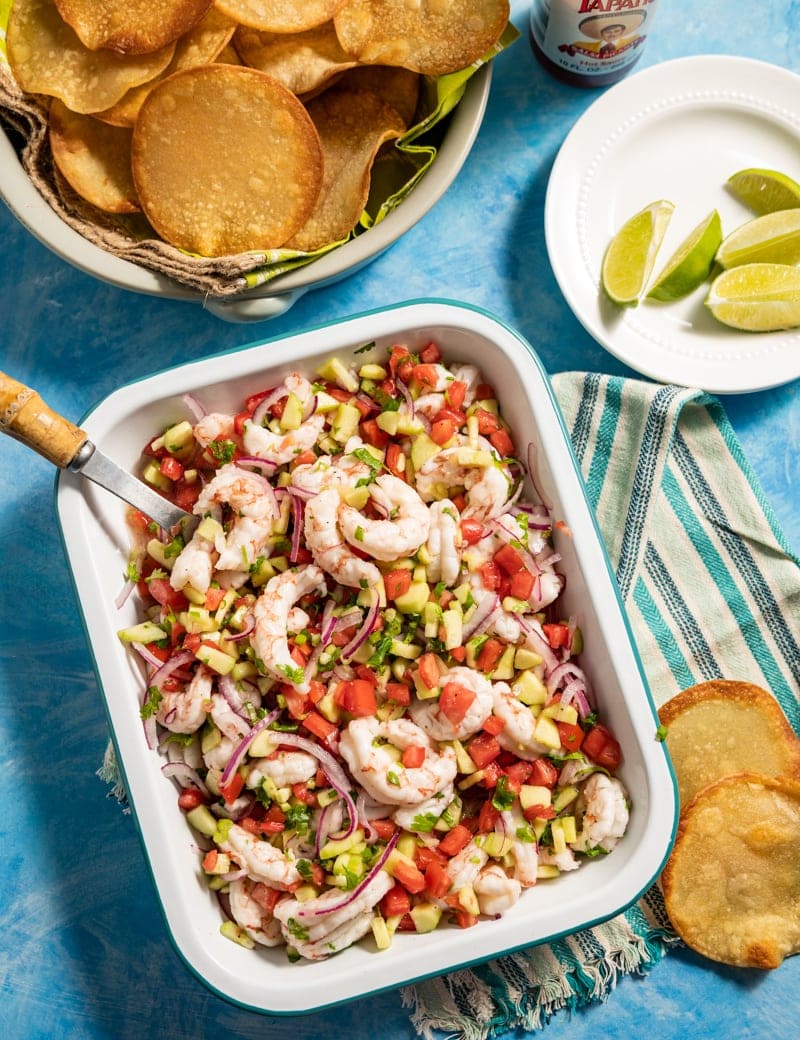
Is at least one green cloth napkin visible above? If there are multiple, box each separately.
[402,372,800,1039]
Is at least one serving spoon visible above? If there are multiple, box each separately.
[0,371,197,534]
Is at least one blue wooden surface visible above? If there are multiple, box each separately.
[1,3,798,1038]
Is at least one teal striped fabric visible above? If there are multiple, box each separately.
[405,372,800,1039]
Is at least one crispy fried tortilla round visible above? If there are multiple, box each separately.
[49,99,139,213]
[287,89,404,253]
[215,0,346,33]
[95,5,236,126]
[131,65,323,256]
[658,680,800,808]
[8,0,176,113]
[234,21,357,96]
[53,0,214,55]
[662,773,800,969]
[333,0,510,75]
[333,65,419,126]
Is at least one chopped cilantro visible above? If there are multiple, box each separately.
[276,663,305,684]
[286,918,310,941]
[515,824,537,844]
[491,774,516,812]
[284,803,311,836]
[296,859,313,881]
[655,723,668,742]
[208,439,237,464]
[354,340,376,354]
[140,686,163,720]
[410,813,439,833]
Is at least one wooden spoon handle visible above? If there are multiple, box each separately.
[0,371,88,468]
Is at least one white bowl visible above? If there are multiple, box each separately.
[0,68,490,323]
[56,299,677,1015]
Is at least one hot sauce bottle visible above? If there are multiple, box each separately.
[530,0,659,88]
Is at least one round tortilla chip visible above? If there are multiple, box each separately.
[95,5,237,126]
[333,0,510,75]
[332,65,419,127]
[661,772,800,969]
[49,99,139,213]
[131,65,323,256]
[215,0,347,33]
[234,21,357,95]
[53,0,214,55]
[658,680,800,809]
[286,89,405,253]
[7,0,176,113]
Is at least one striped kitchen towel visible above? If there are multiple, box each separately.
[403,372,800,1039]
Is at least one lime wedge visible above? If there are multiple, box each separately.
[647,209,722,301]
[705,263,800,331]
[601,200,675,306]
[716,209,800,268]
[727,168,800,215]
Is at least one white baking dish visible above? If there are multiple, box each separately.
[56,299,678,1014]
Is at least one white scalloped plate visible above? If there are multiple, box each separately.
[545,55,800,393]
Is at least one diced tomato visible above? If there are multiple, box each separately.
[334,678,378,717]
[291,449,317,469]
[437,823,472,857]
[479,560,501,591]
[371,818,398,841]
[419,341,442,364]
[476,637,504,673]
[147,577,189,611]
[173,481,202,512]
[523,803,556,822]
[220,771,244,805]
[411,363,440,388]
[439,682,476,726]
[262,804,287,833]
[307,679,326,705]
[202,849,219,872]
[178,787,206,811]
[504,761,533,786]
[556,721,585,753]
[354,664,379,685]
[542,622,571,649]
[481,714,505,736]
[204,587,227,611]
[494,543,526,575]
[233,410,249,437]
[360,418,390,449]
[415,845,447,870]
[445,380,467,410]
[128,508,153,533]
[159,455,184,481]
[430,415,458,445]
[474,383,495,400]
[509,568,535,600]
[582,724,623,770]
[396,913,417,932]
[454,910,479,929]
[424,860,451,900]
[474,408,501,435]
[389,344,414,383]
[385,682,411,706]
[385,443,406,480]
[250,882,282,914]
[530,757,559,788]
[449,646,467,663]
[292,782,317,806]
[479,760,503,788]
[244,387,274,414]
[392,858,426,895]
[490,428,515,456]
[468,731,502,769]
[384,568,412,601]
[283,688,310,719]
[380,884,411,919]
[460,518,484,545]
[402,744,426,769]
[416,652,441,691]
[477,800,500,833]
[302,711,338,743]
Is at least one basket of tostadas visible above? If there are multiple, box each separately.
[657,679,800,970]
[0,0,515,297]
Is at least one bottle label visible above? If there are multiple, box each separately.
[537,0,658,81]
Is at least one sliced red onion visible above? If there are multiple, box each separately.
[320,600,337,644]
[286,482,315,501]
[558,679,592,719]
[289,495,304,563]
[161,762,209,795]
[516,615,559,675]
[182,392,207,422]
[218,673,253,720]
[149,649,196,691]
[462,592,499,640]
[302,642,325,687]
[131,640,165,671]
[340,592,379,660]
[297,829,399,919]
[115,578,135,610]
[237,455,278,473]
[356,794,379,842]
[225,612,255,642]
[302,394,319,420]
[251,387,288,426]
[396,377,414,417]
[547,660,591,699]
[268,733,358,838]
[219,708,281,787]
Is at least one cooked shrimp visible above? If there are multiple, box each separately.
[290,444,372,496]
[193,411,235,449]
[243,374,324,466]
[501,806,538,886]
[425,499,462,585]
[416,436,512,522]
[247,750,317,790]
[228,877,283,946]
[251,565,327,691]
[209,692,250,742]
[538,847,580,872]
[273,869,393,960]
[202,730,239,772]
[474,863,522,916]
[304,488,382,589]
[573,774,629,853]
[492,683,551,761]
[218,823,302,890]
[445,839,488,890]
[169,528,215,594]
[192,463,278,575]
[338,473,430,562]
[157,664,212,734]
[339,716,457,806]
[392,788,456,833]
[408,667,493,741]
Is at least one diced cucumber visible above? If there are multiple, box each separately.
[163,420,195,458]
[376,410,400,435]
[410,432,440,472]
[456,885,479,916]
[371,916,392,951]
[441,608,463,650]
[279,392,303,431]
[316,356,358,392]
[319,828,365,860]
[340,485,370,509]
[142,459,172,491]
[519,784,553,811]
[185,804,218,837]
[197,515,224,542]
[358,363,387,380]
[490,645,516,680]
[552,785,580,814]
[513,669,547,706]
[248,730,278,758]
[410,902,442,934]
[331,402,361,443]
[533,714,561,750]
[220,921,255,949]
[393,581,430,615]
[117,620,167,644]
[389,639,422,660]
[514,647,543,670]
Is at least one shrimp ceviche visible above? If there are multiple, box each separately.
[118,341,629,961]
